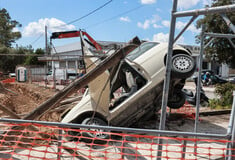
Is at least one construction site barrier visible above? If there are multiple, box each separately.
[1,78,15,84]
[0,119,233,160]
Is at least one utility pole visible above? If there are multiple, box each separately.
[45,26,48,54]
[45,26,48,88]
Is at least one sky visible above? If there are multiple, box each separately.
[0,0,213,49]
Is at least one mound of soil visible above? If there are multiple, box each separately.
[0,82,56,119]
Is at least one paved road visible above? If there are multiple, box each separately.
[184,81,217,99]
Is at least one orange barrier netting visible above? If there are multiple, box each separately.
[0,122,234,160]
[1,78,15,84]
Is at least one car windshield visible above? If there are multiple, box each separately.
[127,42,158,61]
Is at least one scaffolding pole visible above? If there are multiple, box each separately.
[173,4,235,18]
[158,1,235,159]
[157,0,178,159]
[221,14,235,33]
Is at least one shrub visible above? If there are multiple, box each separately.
[209,83,235,109]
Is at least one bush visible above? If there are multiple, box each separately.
[209,83,235,109]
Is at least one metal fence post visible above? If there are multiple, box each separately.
[231,104,235,159]
[57,129,62,160]
[181,136,187,159]
[228,91,235,160]
[194,24,205,133]
[157,0,178,159]
[226,91,235,160]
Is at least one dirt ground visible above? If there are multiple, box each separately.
[0,82,63,121]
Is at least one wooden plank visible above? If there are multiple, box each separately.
[0,104,21,119]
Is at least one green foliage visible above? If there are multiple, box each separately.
[0,8,21,47]
[209,83,235,109]
[24,48,45,65]
[196,0,235,68]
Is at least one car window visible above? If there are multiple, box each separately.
[127,42,158,61]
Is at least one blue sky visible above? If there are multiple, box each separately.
[1,0,212,49]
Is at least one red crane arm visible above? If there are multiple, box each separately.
[50,30,102,51]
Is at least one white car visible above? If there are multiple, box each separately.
[62,41,195,138]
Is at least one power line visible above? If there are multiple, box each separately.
[51,0,113,29]
[85,5,144,29]
[28,1,113,48]
[30,34,44,46]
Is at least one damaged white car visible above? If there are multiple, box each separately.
[62,39,196,136]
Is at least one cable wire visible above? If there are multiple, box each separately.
[85,5,143,29]
[30,34,44,46]
[52,0,113,29]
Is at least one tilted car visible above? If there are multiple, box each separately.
[61,41,196,138]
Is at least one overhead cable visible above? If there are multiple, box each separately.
[52,0,113,29]
[85,5,143,29]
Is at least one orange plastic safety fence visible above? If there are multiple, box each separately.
[0,122,233,160]
[1,78,15,84]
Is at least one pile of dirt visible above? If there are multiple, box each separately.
[0,82,57,120]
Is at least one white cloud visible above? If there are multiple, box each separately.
[202,0,212,6]
[151,14,161,23]
[161,20,200,34]
[120,16,131,22]
[162,20,170,27]
[140,0,157,4]
[137,20,151,29]
[23,18,76,37]
[153,24,162,28]
[137,14,161,30]
[176,21,200,33]
[178,0,200,10]
[152,32,184,44]
[12,27,20,32]
[153,33,169,42]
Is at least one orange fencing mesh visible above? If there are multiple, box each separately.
[1,78,15,84]
[0,122,233,160]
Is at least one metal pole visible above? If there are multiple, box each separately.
[205,33,235,39]
[174,15,198,43]
[182,137,187,159]
[231,102,235,159]
[221,14,235,33]
[193,24,205,155]
[195,25,205,133]
[57,129,62,160]
[226,91,235,159]
[0,118,229,139]
[45,26,48,88]
[204,37,214,49]
[45,26,48,54]
[228,38,235,48]
[159,0,178,132]
[173,4,235,18]
[51,38,56,89]
[157,0,178,159]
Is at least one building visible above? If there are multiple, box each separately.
[39,41,233,79]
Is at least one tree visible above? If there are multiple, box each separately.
[196,0,235,67]
[24,48,45,65]
[0,8,21,47]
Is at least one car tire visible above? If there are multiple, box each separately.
[171,54,195,79]
[168,90,186,109]
[80,117,109,144]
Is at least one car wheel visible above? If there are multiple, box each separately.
[168,90,186,109]
[80,117,109,144]
[171,54,195,79]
